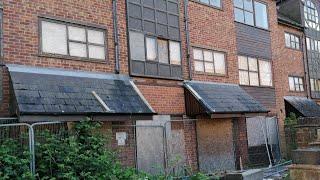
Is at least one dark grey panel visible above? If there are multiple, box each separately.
[146,62,158,76]
[171,66,182,78]
[241,86,276,111]
[184,81,268,114]
[235,23,272,59]
[156,11,167,24]
[157,24,168,37]
[167,1,178,14]
[144,21,156,34]
[142,0,154,6]
[168,27,179,40]
[278,0,302,25]
[155,0,166,10]
[129,17,142,30]
[128,3,142,18]
[168,14,179,27]
[143,7,155,21]
[131,60,145,75]
[159,64,170,77]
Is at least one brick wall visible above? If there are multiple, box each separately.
[271,21,306,155]
[188,0,238,84]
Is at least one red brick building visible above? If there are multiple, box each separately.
[0,0,320,174]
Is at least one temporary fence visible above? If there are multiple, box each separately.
[0,116,283,177]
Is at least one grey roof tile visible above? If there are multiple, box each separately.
[8,65,154,115]
[185,81,268,114]
[284,96,320,117]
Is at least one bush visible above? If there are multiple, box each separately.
[0,119,209,179]
[0,139,33,179]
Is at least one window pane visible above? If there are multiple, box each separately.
[254,2,268,29]
[205,62,214,73]
[195,61,204,72]
[158,39,169,64]
[299,78,304,91]
[239,70,249,85]
[169,41,181,65]
[234,8,245,23]
[68,26,86,42]
[248,57,258,71]
[289,77,295,91]
[88,45,105,60]
[234,0,243,8]
[294,77,300,91]
[41,21,67,55]
[244,11,254,26]
[285,33,291,47]
[146,37,157,61]
[244,0,253,11]
[249,72,259,86]
[311,79,315,91]
[193,49,203,60]
[204,51,213,62]
[238,56,248,70]
[307,38,310,50]
[88,30,105,45]
[129,31,145,61]
[259,60,272,86]
[210,0,221,7]
[69,42,87,58]
[214,53,226,74]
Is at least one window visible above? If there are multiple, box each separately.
[193,48,226,75]
[306,37,320,52]
[234,0,268,29]
[285,33,300,50]
[289,76,304,92]
[194,0,222,8]
[303,0,319,30]
[130,31,181,64]
[40,19,106,60]
[238,56,272,86]
[127,0,182,78]
[310,78,320,92]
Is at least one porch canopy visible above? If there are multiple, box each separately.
[284,96,320,117]
[7,64,155,122]
[184,81,268,118]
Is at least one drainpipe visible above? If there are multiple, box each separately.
[112,0,120,74]
[184,0,192,80]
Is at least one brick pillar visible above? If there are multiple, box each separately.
[183,120,198,171]
[233,117,249,170]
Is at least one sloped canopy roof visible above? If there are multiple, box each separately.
[284,96,320,117]
[7,64,155,116]
[184,81,268,117]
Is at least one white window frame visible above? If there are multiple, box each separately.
[285,32,300,50]
[288,76,304,92]
[238,56,273,87]
[40,18,107,61]
[193,48,227,75]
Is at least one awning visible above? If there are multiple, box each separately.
[7,64,155,121]
[284,96,320,117]
[184,81,268,118]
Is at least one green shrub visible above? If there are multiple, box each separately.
[0,139,34,180]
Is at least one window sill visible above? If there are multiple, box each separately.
[288,90,305,93]
[235,21,270,32]
[189,0,223,11]
[194,71,227,77]
[130,73,184,81]
[240,84,275,89]
[285,46,302,52]
[38,53,108,64]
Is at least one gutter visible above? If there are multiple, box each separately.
[112,0,120,74]
[302,33,311,98]
[184,0,192,80]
